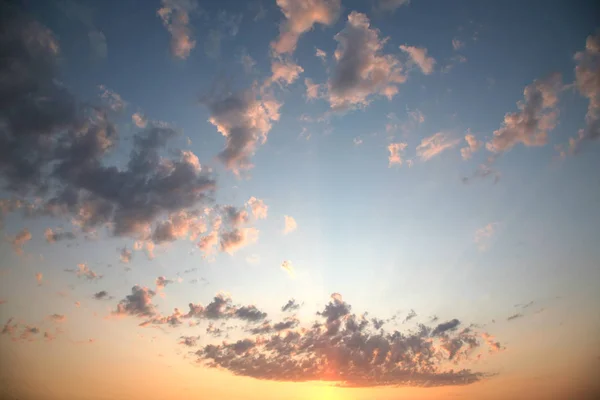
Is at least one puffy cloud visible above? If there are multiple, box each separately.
[152,209,207,243]
[481,332,503,353]
[220,227,259,254]
[44,228,76,243]
[568,34,600,153]
[195,293,497,388]
[0,9,217,243]
[119,247,132,264]
[374,0,410,12]
[182,293,267,324]
[283,215,297,234]
[113,285,157,317]
[132,113,147,128]
[156,276,174,290]
[271,0,341,55]
[486,73,562,154]
[179,335,201,347]
[305,78,324,100]
[281,299,300,312]
[98,85,126,112]
[387,142,408,167]
[416,132,460,161]
[460,131,482,160]
[94,290,110,300]
[431,319,460,337]
[157,0,197,59]
[327,12,405,110]
[222,206,249,227]
[281,260,295,278]
[65,263,102,281]
[399,45,436,75]
[203,87,281,174]
[266,58,304,87]
[474,223,498,251]
[10,228,31,255]
[246,197,268,220]
[235,305,268,322]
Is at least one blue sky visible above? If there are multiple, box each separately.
[1,1,600,399]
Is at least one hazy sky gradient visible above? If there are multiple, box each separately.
[1,0,600,399]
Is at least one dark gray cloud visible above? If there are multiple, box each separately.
[234,305,267,322]
[195,293,498,388]
[0,5,216,241]
[94,290,110,300]
[507,313,524,321]
[179,335,201,347]
[281,298,300,312]
[44,228,76,243]
[431,319,461,337]
[403,309,417,323]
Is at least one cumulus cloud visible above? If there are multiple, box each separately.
[266,58,304,87]
[65,263,102,281]
[246,197,268,220]
[486,73,562,154]
[416,132,460,161]
[203,86,281,174]
[327,12,405,110]
[10,228,31,255]
[132,113,147,128]
[388,142,408,167]
[113,286,157,317]
[474,223,498,251]
[283,215,297,234]
[220,227,258,254]
[281,260,295,277]
[94,290,110,300]
[315,48,327,61]
[157,0,197,59]
[460,131,482,160]
[152,209,207,243]
[0,8,217,244]
[195,293,499,387]
[271,0,341,55]
[179,335,201,347]
[44,228,76,243]
[399,45,436,75]
[305,78,324,100]
[567,33,600,153]
[156,276,174,290]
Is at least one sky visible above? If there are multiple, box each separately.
[1,0,600,399]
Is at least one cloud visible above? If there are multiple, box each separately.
[132,113,147,128]
[315,48,327,61]
[0,9,217,244]
[10,228,31,255]
[281,299,300,312]
[65,263,102,281]
[403,309,417,323]
[327,12,405,110]
[452,38,465,50]
[94,290,110,300]
[35,272,43,285]
[567,33,600,153]
[156,276,174,290]
[481,332,503,353]
[283,215,297,234]
[181,293,268,324]
[246,197,268,220]
[305,78,324,100]
[152,209,207,243]
[460,131,482,160]
[399,45,436,75]
[119,247,132,264]
[416,132,460,161]
[507,313,523,321]
[157,0,197,59]
[281,260,295,278]
[235,305,268,322]
[388,142,408,167]
[240,50,256,74]
[195,293,498,387]
[272,0,341,55]
[474,223,498,251]
[203,86,281,174]
[98,85,126,112]
[220,227,259,254]
[486,73,562,154]
[179,335,201,347]
[49,314,66,323]
[374,0,411,12]
[266,58,304,87]
[222,206,249,227]
[88,30,107,60]
[44,228,76,243]
[113,286,157,317]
